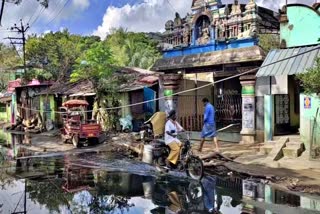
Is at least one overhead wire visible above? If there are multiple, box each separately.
[29,7,45,27]
[29,0,64,28]
[45,0,72,27]
[15,46,320,114]
[27,4,41,24]
[164,0,176,13]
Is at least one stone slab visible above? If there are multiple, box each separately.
[267,137,289,161]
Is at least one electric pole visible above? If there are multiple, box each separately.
[6,19,29,77]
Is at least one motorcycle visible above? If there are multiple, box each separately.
[141,112,204,180]
[152,132,204,180]
[151,177,205,213]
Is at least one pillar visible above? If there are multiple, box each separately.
[240,79,256,144]
[191,25,196,46]
[210,25,215,43]
[11,93,16,125]
[160,74,182,116]
[264,185,274,214]
[264,95,274,142]
[40,95,44,121]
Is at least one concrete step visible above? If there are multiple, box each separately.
[286,141,304,148]
[282,142,305,158]
[259,141,277,155]
[267,137,289,161]
[274,135,300,142]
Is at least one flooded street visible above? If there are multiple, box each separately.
[1,150,320,214]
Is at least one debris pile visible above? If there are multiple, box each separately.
[6,113,45,133]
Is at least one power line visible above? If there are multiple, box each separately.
[8,38,23,61]
[164,0,176,13]
[45,0,71,26]
[29,7,45,27]
[28,4,41,24]
[38,0,64,27]
[0,0,5,26]
[6,19,30,76]
[14,46,320,113]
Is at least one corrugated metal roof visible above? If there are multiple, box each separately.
[256,45,320,77]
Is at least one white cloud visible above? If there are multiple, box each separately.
[94,0,316,39]
[72,0,90,10]
[93,0,191,39]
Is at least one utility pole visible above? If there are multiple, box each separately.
[6,19,29,77]
[0,0,5,26]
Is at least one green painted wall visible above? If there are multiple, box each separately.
[6,103,10,123]
[40,95,56,122]
[50,95,56,122]
[281,5,320,48]
[300,94,320,151]
[0,104,7,121]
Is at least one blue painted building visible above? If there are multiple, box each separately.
[153,0,279,142]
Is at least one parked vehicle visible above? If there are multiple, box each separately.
[60,99,106,148]
[141,112,204,180]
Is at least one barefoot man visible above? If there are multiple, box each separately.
[198,98,220,152]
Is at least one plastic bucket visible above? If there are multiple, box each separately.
[142,145,153,164]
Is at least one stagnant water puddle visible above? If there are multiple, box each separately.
[1,153,320,214]
[0,131,320,213]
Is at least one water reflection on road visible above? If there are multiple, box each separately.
[0,153,320,214]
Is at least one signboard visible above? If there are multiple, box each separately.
[304,97,311,109]
[242,97,255,129]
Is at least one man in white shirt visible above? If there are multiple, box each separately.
[165,110,185,168]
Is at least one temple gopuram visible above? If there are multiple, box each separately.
[153,0,279,144]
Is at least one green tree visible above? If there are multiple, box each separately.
[106,28,161,69]
[28,180,73,213]
[297,58,320,94]
[71,42,115,90]
[71,42,125,130]
[26,30,100,81]
[0,43,21,68]
[0,43,21,91]
[259,34,280,53]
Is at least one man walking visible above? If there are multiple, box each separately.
[198,98,219,152]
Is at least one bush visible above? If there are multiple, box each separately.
[297,58,320,94]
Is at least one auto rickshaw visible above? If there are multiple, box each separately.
[60,99,106,147]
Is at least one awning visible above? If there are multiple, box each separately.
[256,45,320,77]
[152,46,266,71]
[69,92,96,97]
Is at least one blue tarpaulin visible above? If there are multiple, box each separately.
[143,87,156,114]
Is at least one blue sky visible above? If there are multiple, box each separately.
[38,0,144,36]
[0,0,315,41]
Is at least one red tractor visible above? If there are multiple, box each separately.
[60,99,106,148]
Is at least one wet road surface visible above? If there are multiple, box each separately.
[1,151,320,214]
